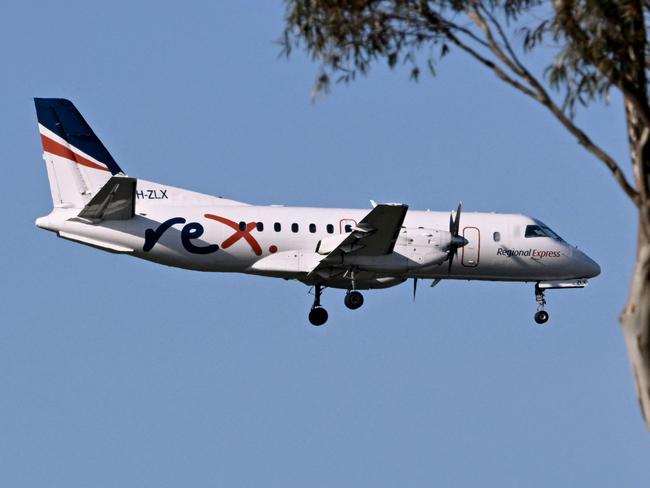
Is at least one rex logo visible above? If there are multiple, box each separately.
[143,214,263,256]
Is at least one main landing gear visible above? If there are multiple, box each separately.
[307,286,365,326]
[308,284,328,326]
[534,284,549,325]
[344,290,364,310]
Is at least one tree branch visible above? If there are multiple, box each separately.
[551,0,650,130]
[463,3,640,204]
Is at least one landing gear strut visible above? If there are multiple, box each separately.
[344,290,364,310]
[534,284,549,325]
[308,284,328,326]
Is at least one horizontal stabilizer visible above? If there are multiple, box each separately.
[58,231,134,253]
[77,176,136,223]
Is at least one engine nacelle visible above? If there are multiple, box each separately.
[395,227,451,269]
[341,227,451,272]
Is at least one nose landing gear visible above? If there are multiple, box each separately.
[534,284,549,325]
[308,284,328,326]
[534,310,549,324]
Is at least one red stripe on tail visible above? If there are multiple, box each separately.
[40,135,109,172]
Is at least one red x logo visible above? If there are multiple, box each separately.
[204,214,262,256]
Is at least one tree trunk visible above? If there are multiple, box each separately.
[620,225,650,429]
[621,96,650,429]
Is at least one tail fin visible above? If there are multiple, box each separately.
[35,98,125,209]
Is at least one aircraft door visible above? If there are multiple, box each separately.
[461,227,480,267]
[340,219,357,234]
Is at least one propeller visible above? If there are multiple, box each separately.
[447,202,469,273]
[415,202,466,299]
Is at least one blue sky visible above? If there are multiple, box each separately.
[1,1,648,486]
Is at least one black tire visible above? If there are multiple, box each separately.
[344,291,364,310]
[309,307,328,326]
[534,310,549,325]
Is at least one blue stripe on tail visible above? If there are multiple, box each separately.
[34,98,124,176]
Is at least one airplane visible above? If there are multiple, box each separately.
[33,98,601,326]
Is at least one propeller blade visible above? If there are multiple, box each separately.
[447,202,463,274]
[413,278,418,302]
[431,278,442,288]
[449,202,462,236]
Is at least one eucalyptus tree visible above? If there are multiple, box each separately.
[281,0,650,428]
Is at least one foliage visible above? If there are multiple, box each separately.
[282,0,648,202]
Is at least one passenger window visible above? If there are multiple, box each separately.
[309,223,316,233]
[239,221,246,231]
[256,222,264,232]
[274,222,281,232]
[493,232,501,242]
[326,224,334,234]
[292,223,299,233]
[345,224,352,233]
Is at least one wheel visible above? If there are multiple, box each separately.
[344,291,364,310]
[309,307,328,326]
[534,310,549,325]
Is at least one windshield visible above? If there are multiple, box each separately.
[525,224,562,240]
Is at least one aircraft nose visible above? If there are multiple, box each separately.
[576,250,601,278]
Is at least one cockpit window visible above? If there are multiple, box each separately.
[525,224,561,240]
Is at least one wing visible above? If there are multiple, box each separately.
[311,203,408,275]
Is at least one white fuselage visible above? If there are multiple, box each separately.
[36,179,601,290]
